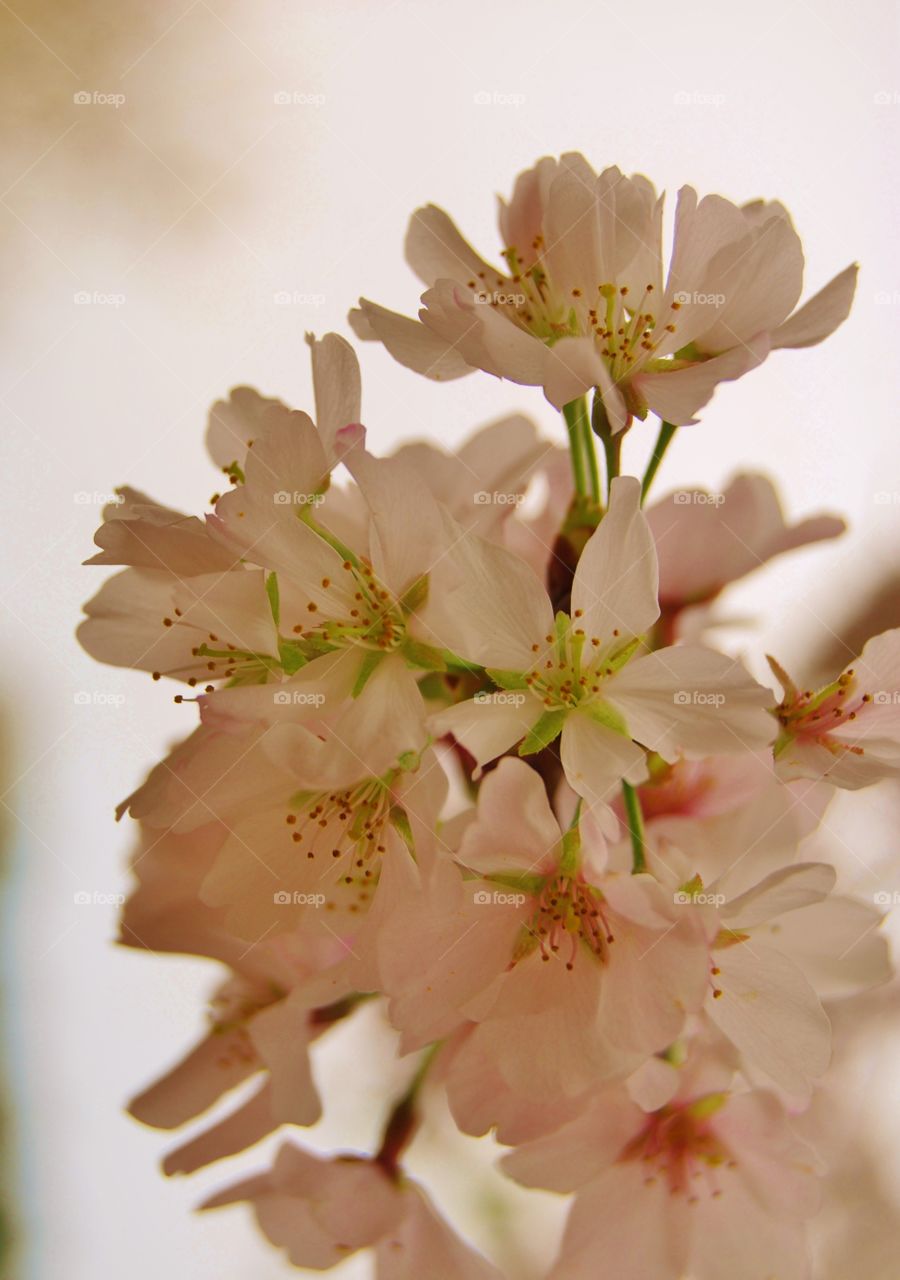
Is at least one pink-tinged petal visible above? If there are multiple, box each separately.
[694,205,803,350]
[128,1028,258,1129]
[541,336,626,427]
[433,523,555,669]
[404,203,501,288]
[572,475,660,642]
[163,1083,277,1176]
[723,862,835,931]
[541,156,603,296]
[605,646,774,758]
[246,990,320,1125]
[349,299,473,380]
[502,1092,644,1193]
[343,449,445,597]
[305,331,361,457]
[206,385,287,471]
[647,471,845,606]
[549,1165,686,1280]
[454,287,547,385]
[442,1028,586,1145]
[771,262,858,349]
[560,714,649,805]
[375,1189,503,1280]
[497,156,559,267]
[753,895,891,999]
[433,695,543,774]
[626,1056,680,1111]
[688,1174,812,1280]
[457,757,562,875]
[84,487,236,574]
[634,332,771,426]
[78,566,278,682]
[708,942,831,1096]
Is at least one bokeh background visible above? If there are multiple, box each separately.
[1,1,899,1276]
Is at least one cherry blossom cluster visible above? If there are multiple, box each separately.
[79,154,897,1279]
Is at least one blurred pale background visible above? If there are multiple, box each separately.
[1,1,898,1276]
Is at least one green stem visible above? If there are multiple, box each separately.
[621,780,647,874]
[640,420,677,505]
[591,392,623,501]
[570,397,600,503]
[562,400,588,498]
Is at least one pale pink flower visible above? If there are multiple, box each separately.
[202,1143,502,1277]
[622,751,830,897]
[121,824,356,1174]
[646,472,845,616]
[118,660,443,947]
[503,1067,820,1280]
[352,153,857,425]
[770,631,900,787]
[666,859,839,1096]
[379,759,709,1097]
[434,476,774,807]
